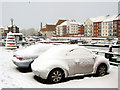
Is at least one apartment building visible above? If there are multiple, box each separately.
[56,21,68,37]
[93,22,101,37]
[84,18,93,37]
[78,24,84,36]
[85,15,120,38]
[56,20,81,37]
[101,15,117,37]
[113,19,120,38]
[85,15,109,37]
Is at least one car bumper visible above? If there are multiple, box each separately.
[12,57,33,68]
[32,69,49,79]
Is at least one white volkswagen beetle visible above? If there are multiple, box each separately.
[31,45,110,83]
[12,43,54,68]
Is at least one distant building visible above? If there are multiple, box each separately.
[0,26,5,39]
[7,25,19,33]
[101,15,117,37]
[56,20,84,37]
[113,17,120,38]
[40,19,67,37]
[7,18,20,33]
[85,14,120,38]
[78,24,84,36]
[40,24,56,37]
[84,18,93,37]
[85,15,108,37]
[4,28,8,38]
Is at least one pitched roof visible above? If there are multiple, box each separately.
[57,20,81,27]
[89,15,118,22]
[103,15,117,22]
[40,24,56,32]
[56,19,67,26]
[90,16,108,22]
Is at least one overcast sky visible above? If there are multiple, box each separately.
[0,1,119,30]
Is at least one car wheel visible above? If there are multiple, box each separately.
[96,64,107,76]
[48,68,65,83]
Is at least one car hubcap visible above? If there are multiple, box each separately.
[99,66,106,76]
[51,71,62,82]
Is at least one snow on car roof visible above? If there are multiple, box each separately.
[15,43,54,56]
[38,44,92,58]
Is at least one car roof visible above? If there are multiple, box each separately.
[39,44,91,57]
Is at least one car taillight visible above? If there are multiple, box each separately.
[18,57,23,60]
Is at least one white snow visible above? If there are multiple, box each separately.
[14,43,54,56]
[57,20,80,27]
[0,46,118,88]
[7,32,23,36]
[90,16,108,22]
[103,15,117,22]
[90,15,118,22]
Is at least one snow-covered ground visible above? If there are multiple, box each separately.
[0,46,118,88]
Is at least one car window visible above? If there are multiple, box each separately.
[67,47,94,58]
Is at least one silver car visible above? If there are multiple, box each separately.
[31,45,110,83]
[12,43,54,68]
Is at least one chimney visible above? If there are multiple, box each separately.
[41,22,42,29]
[106,15,110,17]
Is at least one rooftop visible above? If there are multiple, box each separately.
[90,14,119,22]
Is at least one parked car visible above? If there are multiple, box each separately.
[31,45,110,83]
[70,39,78,44]
[12,43,54,68]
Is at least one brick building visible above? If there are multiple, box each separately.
[56,20,84,37]
[40,24,56,37]
[113,19,120,38]
[78,24,84,36]
[40,19,67,37]
[93,22,101,37]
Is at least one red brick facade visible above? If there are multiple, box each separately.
[40,24,56,32]
[78,24,84,36]
[113,20,120,38]
[93,22,101,37]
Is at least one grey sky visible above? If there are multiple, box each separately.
[0,2,118,30]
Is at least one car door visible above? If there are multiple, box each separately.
[65,49,78,76]
[67,48,94,75]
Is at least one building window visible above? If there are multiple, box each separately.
[119,21,120,24]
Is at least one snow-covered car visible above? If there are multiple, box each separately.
[31,44,110,83]
[12,43,54,68]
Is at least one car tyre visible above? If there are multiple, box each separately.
[48,68,65,83]
[96,64,107,76]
